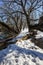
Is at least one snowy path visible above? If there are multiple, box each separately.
[0,29,43,65]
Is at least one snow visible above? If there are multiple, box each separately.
[0,28,43,65]
[11,28,29,42]
[36,30,43,39]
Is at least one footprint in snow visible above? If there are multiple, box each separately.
[23,61,29,65]
[15,59,18,63]
[13,53,19,58]
[32,58,36,63]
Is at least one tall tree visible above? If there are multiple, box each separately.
[13,0,42,32]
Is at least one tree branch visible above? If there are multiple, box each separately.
[0,21,18,34]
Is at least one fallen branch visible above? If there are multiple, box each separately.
[0,36,17,50]
[0,36,15,43]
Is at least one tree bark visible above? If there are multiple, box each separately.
[26,15,31,32]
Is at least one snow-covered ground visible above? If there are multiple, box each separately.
[36,30,43,39]
[0,28,43,65]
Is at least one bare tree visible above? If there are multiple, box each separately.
[0,0,43,44]
[0,1,23,34]
[0,0,42,32]
[0,0,23,44]
[13,0,42,32]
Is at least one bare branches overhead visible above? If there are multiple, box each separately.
[0,0,43,46]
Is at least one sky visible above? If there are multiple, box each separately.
[0,0,42,21]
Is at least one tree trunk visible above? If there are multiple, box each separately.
[26,15,31,32]
[26,15,36,36]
